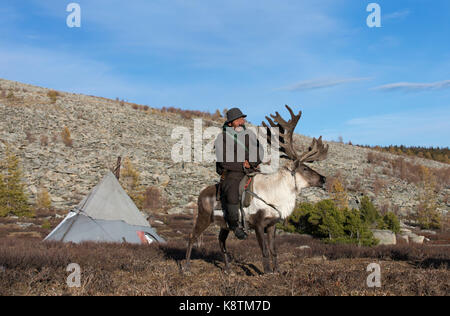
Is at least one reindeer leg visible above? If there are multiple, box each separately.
[219,228,231,273]
[266,224,279,273]
[185,208,212,272]
[255,223,272,274]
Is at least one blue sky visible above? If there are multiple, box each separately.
[1,0,449,147]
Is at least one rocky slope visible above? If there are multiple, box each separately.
[0,78,448,218]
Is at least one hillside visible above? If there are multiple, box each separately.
[0,78,449,220]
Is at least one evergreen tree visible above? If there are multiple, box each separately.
[0,147,32,217]
[360,196,379,226]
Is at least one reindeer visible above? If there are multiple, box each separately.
[185,105,329,274]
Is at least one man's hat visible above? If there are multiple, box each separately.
[225,108,247,124]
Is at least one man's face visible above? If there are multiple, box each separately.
[229,117,246,128]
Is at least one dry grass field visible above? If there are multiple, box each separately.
[0,214,448,296]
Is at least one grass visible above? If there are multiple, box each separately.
[0,229,448,295]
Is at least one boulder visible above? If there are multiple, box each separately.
[420,230,436,236]
[404,232,425,245]
[397,234,409,244]
[372,229,396,245]
[167,207,185,215]
[296,245,311,250]
[409,234,425,245]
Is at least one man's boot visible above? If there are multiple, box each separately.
[225,204,248,240]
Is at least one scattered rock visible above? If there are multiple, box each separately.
[372,229,396,245]
[309,255,327,262]
[16,222,34,229]
[51,196,65,203]
[154,220,164,225]
[296,245,311,250]
[0,78,449,218]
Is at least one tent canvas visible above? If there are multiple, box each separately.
[44,171,165,244]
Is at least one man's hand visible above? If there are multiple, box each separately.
[243,160,251,169]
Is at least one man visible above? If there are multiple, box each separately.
[214,108,264,240]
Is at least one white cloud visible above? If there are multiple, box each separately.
[373,80,450,93]
[384,9,411,21]
[277,77,372,92]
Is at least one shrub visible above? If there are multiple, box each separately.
[41,220,51,230]
[36,186,52,210]
[327,176,348,209]
[415,166,441,230]
[25,131,35,143]
[40,135,49,147]
[373,177,386,196]
[61,126,73,147]
[143,186,164,211]
[120,158,144,210]
[6,91,14,101]
[47,90,59,103]
[278,200,378,246]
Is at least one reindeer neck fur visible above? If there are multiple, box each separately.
[249,164,309,219]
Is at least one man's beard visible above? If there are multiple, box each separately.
[234,125,244,132]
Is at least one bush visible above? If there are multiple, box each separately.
[47,90,59,103]
[41,220,51,230]
[36,186,52,210]
[120,158,144,210]
[40,135,49,147]
[61,126,73,147]
[278,200,378,246]
[415,166,441,230]
[143,186,164,211]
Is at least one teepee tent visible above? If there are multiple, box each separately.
[44,171,165,244]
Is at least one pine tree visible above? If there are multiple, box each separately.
[360,196,380,226]
[0,147,32,217]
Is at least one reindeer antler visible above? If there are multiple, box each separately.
[298,136,329,163]
[262,105,302,160]
[263,105,329,163]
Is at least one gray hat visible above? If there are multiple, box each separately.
[225,108,247,124]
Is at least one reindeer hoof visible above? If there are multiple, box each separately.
[182,263,192,274]
[223,268,235,276]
